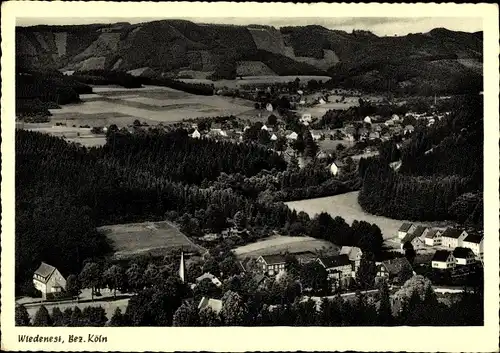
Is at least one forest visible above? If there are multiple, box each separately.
[358,94,483,223]
[16,128,380,295]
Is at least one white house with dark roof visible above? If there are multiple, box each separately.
[400,225,428,249]
[432,250,456,270]
[33,262,67,299]
[397,222,416,239]
[453,247,476,266]
[257,254,286,276]
[462,233,484,260]
[441,228,468,248]
[425,229,443,247]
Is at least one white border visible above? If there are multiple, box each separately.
[2,2,499,352]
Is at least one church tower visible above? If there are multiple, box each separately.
[179,251,185,283]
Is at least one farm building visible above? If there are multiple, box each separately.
[452,247,476,266]
[400,225,428,250]
[424,229,443,247]
[376,257,414,285]
[432,250,456,270]
[339,246,362,273]
[317,254,352,287]
[397,223,416,239]
[295,252,317,265]
[33,262,67,300]
[462,233,484,260]
[257,254,286,276]
[441,228,468,248]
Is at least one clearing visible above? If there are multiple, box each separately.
[285,191,451,245]
[98,221,204,260]
[233,235,339,258]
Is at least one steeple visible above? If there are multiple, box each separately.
[179,251,185,283]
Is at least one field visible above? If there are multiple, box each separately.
[98,221,204,260]
[285,191,452,246]
[18,123,107,147]
[180,75,332,89]
[233,235,339,258]
[48,85,255,127]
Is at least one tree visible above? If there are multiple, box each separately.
[144,263,160,288]
[285,253,301,277]
[66,274,81,300]
[267,114,278,126]
[303,130,319,158]
[126,263,144,292]
[233,211,246,230]
[220,290,248,326]
[51,307,65,326]
[199,307,221,326]
[356,252,377,290]
[82,306,108,326]
[32,305,52,326]
[377,280,393,325]
[103,264,125,298]
[109,307,127,326]
[300,262,329,295]
[133,119,141,127]
[172,302,200,326]
[79,262,102,301]
[194,278,221,300]
[15,305,31,326]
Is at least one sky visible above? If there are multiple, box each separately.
[16,17,482,36]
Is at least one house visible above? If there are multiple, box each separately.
[261,124,269,131]
[432,250,456,270]
[33,262,67,299]
[339,246,362,273]
[316,151,329,160]
[404,125,415,134]
[400,225,428,250]
[453,247,476,266]
[330,160,346,176]
[191,129,201,139]
[397,222,416,239]
[310,130,323,141]
[363,116,372,124]
[369,132,380,140]
[384,119,395,127]
[195,273,222,287]
[441,228,468,248]
[376,257,414,284]
[270,134,278,141]
[256,254,286,276]
[198,297,223,314]
[424,229,443,247]
[317,255,352,287]
[300,113,312,123]
[462,233,484,260]
[286,131,298,140]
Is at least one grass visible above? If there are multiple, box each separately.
[179,75,332,89]
[285,191,453,247]
[98,221,203,260]
[233,235,339,258]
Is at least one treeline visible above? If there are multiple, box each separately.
[358,95,483,222]
[17,274,483,327]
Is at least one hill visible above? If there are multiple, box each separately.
[16,21,482,95]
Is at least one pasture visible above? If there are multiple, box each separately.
[98,221,203,260]
[285,191,452,245]
[233,235,339,258]
[48,85,255,128]
[180,75,332,89]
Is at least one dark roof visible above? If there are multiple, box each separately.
[318,254,350,269]
[441,228,465,239]
[453,247,475,259]
[425,229,441,239]
[295,252,317,262]
[411,225,427,238]
[34,262,56,281]
[398,222,413,232]
[260,254,286,265]
[253,273,266,285]
[381,257,413,276]
[432,250,453,262]
[464,233,483,244]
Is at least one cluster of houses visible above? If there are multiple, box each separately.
[397,222,484,270]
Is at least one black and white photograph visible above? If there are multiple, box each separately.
[1,1,499,352]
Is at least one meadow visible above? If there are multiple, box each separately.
[233,235,339,258]
[180,75,332,89]
[285,191,451,244]
[98,221,204,260]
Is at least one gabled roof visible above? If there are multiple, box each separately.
[463,233,484,244]
[453,247,475,259]
[33,262,56,282]
[318,254,350,269]
[259,254,286,265]
[441,228,465,239]
[381,257,413,276]
[198,297,222,314]
[425,229,442,239]
[339,246,362,261]
[295,252,317,263]
[398,223,413,232]
[411,225,428,238]
[196,273,220,283]
[432,250,453,262]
